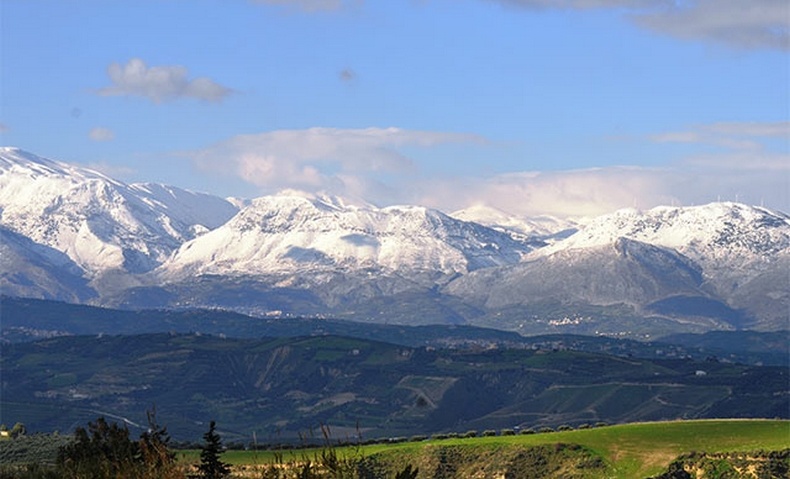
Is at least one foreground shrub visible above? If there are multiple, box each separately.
[649,449,789,479]
[57,413,183,479]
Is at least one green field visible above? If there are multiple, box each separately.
[177,419,790,478]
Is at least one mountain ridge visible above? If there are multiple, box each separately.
[159,193,537,281]
[1,147,787,337]
[0,147,239,277]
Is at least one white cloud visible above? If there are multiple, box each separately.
[704,121,790,138]
[684,151,790,171]
[490,0,663,10]
[414,121,789,218]
[189,123,787,219]
[412,158,788,220]
[84,161,136,179]
[98,58,232,103]
[489,0,789,51]
[649,131,702,144]
[251,0,352,12]
[650,121,790,151]
[415,167,675,219]
[189,127,484,198]
[633,0,790,51]
[88,127,115,142]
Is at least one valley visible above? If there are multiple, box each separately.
[0,148,788,477]
[2,329,787,441]
[3,1,788,475]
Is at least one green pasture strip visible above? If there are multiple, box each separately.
[177,419,790,477]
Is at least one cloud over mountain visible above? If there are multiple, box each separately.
[415,161,788,221]
[188,127,484,197]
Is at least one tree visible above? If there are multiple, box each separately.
[139,408,180,478]
[57,417,140,478]
[197,420,231,479]
[56,412,183,479]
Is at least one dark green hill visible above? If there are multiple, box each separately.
[0,295,521,347]
[2,296,787,365]
[2,333,787,441]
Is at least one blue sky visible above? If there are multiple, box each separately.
[1,0,788,217]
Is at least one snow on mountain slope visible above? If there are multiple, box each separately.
[450,204,577,243]
[533,202,790,272]
[160,193,535,279]
[0,147,238,276]
[0,225,96,302]
[446,236,709,310]
[443,202,790,332]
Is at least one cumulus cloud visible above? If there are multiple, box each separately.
[98,58,232,103]
[88,127,115,142]
[189,127,484,198]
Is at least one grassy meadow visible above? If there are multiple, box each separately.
[176,419,790,478]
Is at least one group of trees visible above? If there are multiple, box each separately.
[1,415,427,479]
[1,412,230,479]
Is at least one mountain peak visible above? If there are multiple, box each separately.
[0,147,114,183]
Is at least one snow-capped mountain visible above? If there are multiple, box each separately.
[0,224,96,302]
[159,193,535,280]
[444,202,790,334]
[533,203,790,271]
[529,202,790,323]
[0,148,238,277]
[446,237,707,309]
[1,147,787,337]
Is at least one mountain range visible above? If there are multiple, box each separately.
[1,147,788,339]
